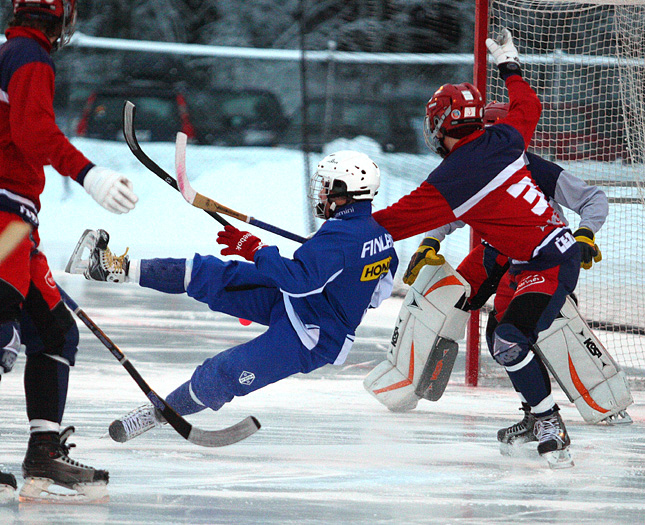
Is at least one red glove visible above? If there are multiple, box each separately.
[217,225,266,262]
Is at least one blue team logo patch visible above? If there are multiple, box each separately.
[239,371,255,385]
[360,256,392,281]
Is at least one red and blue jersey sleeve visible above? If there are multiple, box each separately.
[0,28,92,209]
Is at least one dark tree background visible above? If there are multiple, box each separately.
[72,0,474,52]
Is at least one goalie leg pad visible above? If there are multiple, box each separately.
[364,263,469,411]
[533,296,633,424]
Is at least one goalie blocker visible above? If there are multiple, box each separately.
[365,262,633,424]
[364,262,470,411]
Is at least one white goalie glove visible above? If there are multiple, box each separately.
[83,166,138,214]
[486,28,520,67]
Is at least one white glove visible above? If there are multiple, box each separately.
[83,166,138,214]
[486,28,520,67]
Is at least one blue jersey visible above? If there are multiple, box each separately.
[254,200,398,363]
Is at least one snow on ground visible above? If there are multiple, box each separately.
[3,141,645,523]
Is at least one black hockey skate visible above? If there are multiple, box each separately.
[497,403,537,456]
[109,404,166,443]
[0,469,17,504]
[20,426,109,503]
[534,406,574,469]
[65,229,129,282]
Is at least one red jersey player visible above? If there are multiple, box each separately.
[373,30,580,469]
[0,0,138,502]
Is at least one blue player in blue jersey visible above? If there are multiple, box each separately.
[75,150,398,442]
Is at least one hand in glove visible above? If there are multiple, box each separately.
[486,28,522,77]
[83,166,138,214]
[574,227,602,270]
[403,236,445,285]
[217,225,266,262]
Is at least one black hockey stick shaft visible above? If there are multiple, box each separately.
[121,101,230,228]
[58,288,260,447]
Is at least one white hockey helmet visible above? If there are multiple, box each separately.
[309,150,380,218]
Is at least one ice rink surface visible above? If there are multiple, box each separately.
[1,274,645,524]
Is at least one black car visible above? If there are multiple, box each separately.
[187,87,289,147]
[75,83,197,143]
[281,97,423,153]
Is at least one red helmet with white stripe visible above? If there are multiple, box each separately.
[13,0,77,47]
[424,83,484,156]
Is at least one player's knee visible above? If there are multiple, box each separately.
[492,322,530,367]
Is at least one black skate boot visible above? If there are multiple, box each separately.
[0,469,17,504]
[109,404,166,443]
[534,406,574,469]
[84,229,129,283]
[20,427,109,503]
[497,403,537,456]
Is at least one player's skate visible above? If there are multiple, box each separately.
[65,229,129,282]
[0,469,17,504]
[534,406,574,469]
[20,426,109,503]
[109,404,166,443]
[497,403,537,456]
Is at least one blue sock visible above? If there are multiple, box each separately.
[166,381,207,416]
[140,258,188,294]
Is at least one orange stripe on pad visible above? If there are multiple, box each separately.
[373,343,415,394]
[424,275,462,297]
[568,353,608,413]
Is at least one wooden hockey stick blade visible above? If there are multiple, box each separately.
[58,288,261,448]
[174,132,247,222]
[122,101,231,227]
[174,132,308,244]
[0,220,31,265]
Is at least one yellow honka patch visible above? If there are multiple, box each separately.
[361,256,392,281]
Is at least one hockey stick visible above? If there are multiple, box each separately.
[0,220,31,265]
[58,288,261,448]
[175,132,308,244]
[122,101,231,228]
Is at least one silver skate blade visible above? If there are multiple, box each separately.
[19,477,109,504]
[604,411,633,425]
[542,448,574,469]
[65,229,97,275]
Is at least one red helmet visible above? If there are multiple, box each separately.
[483,102,509,126]
[13,0,77,47]
[424,82,484,142]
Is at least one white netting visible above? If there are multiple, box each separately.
[486,0,645,379]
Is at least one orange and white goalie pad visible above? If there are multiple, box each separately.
[533,296,633,424]
[364,262,470,412]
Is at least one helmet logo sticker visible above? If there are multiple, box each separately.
[461,90,474,101]
[451,110,461,119]
[464,107,476,118]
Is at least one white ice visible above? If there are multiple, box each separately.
[2,141,645,524]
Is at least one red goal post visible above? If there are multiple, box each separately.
[467,0,645,387]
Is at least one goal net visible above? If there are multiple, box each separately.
[480,0,645,383]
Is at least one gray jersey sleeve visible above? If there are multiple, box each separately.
[553,169,609,234]
[425,221,466,242]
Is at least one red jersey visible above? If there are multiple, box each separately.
[373,75,566,262]
[0,26,92,214]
